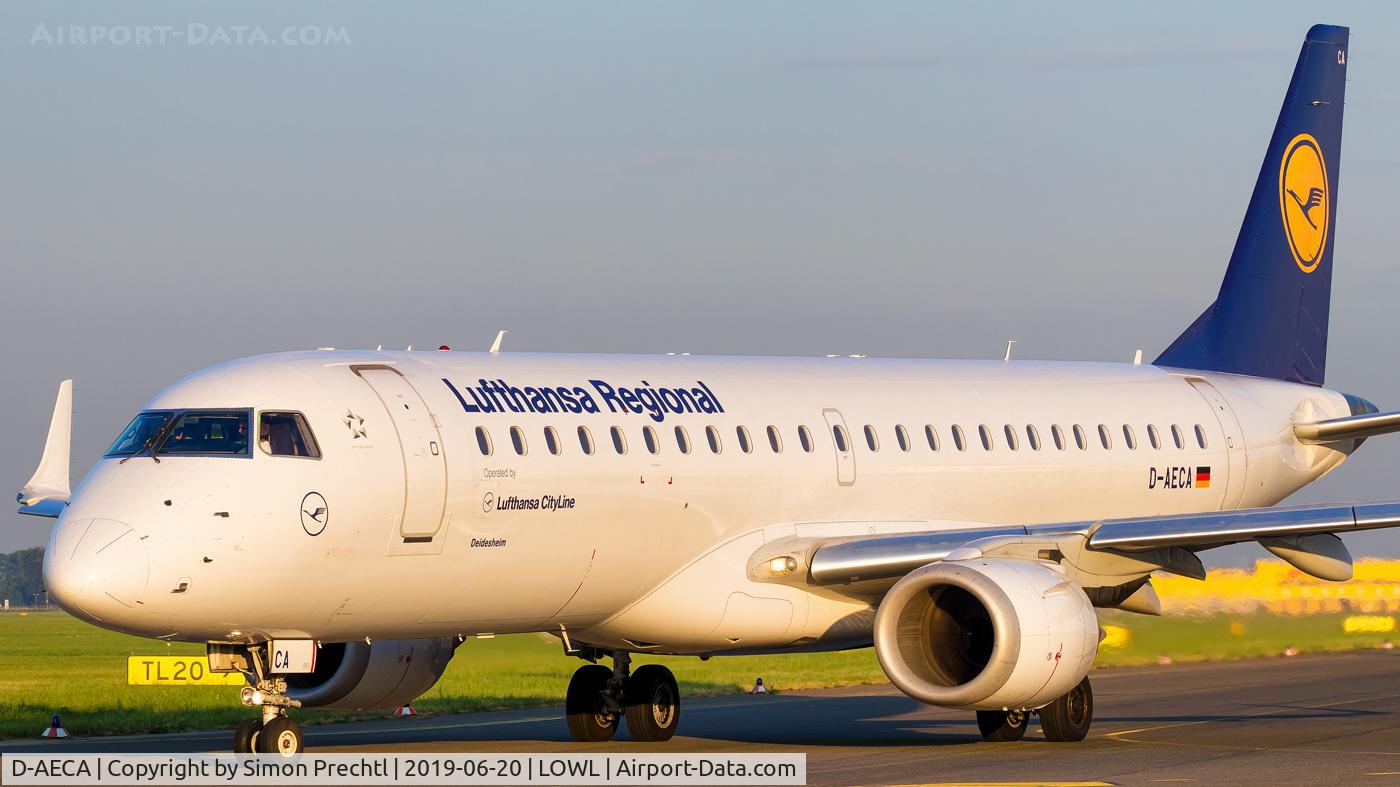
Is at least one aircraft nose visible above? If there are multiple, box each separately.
[45,518,150,622]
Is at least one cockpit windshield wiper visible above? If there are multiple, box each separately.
[119,415,177,464]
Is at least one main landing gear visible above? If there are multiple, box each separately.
[231,644,305,756]
[565,650,681,742]
[976,675,1093,743]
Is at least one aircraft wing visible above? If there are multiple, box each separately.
[753,500,1400,597]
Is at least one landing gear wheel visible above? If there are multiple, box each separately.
[232,718,263,753]
[566,664,620,742]
[1040,675,1093,742]
[624,664,681,742]
[256,716,304,756]
[976,709,1028,742]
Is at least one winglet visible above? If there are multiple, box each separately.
[18,380,72,516]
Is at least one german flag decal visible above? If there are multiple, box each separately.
[1197,466,1212,489]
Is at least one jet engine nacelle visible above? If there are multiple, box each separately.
[283,637,458,710]
[873,559,1098,711]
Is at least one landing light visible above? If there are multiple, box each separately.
[768,556,799,575]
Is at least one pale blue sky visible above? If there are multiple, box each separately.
[3,2,1399,561]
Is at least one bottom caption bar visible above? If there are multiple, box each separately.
[1,754,807,786]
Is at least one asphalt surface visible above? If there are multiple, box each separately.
[6,651,1400,785]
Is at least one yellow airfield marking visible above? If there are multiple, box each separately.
[1102,692,1393,742]
[311,713,561,738]
[888,783,1114,787]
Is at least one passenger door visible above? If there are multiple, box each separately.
[1188,378,1248,510]
[822,408,857,486]
[355,367,448,541]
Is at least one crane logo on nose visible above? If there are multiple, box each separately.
[300,491,329,536]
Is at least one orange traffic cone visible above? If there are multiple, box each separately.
[41,715,68,738]
[393,704,417,717]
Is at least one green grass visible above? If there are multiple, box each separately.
[1,609,1394,740]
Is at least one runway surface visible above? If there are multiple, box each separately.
[6,651,1400,785]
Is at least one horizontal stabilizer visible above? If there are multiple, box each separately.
[1295,410,1400,444]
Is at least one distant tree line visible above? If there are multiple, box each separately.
[0,547,46,608]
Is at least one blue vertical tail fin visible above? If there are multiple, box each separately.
[1155,24,1348,385]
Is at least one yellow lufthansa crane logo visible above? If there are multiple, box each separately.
[1279,133,1329,273]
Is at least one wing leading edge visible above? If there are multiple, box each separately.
[759,500,1400,593]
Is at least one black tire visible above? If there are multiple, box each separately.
[256,716,304,756]
[566,664,619,742]
[624,664,681,742]
[1040,676,1093,742]
[232,718,262,753]
[976,709,1028,742]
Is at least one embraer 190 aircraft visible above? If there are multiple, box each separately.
[19,24,1400,755]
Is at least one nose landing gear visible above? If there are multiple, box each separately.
[231,645,305,755]
[564,650,681,742]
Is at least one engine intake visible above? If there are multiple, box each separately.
[873,559,1097,710]
[284,637,457,710]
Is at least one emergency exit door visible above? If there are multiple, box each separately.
[357,367,448,540]
[822,408,857,485]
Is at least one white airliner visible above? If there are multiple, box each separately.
[18,24,1400,755]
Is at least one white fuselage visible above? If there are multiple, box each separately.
[46,350,1353,654]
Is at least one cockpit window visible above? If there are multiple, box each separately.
[259,412,321,458]
[160,411,252,455]
[105,411,175,457]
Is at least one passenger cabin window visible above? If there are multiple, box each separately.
[1051,424,1066,450]
[610,426,627,454]
[1171,424,1185,449]
[106,410,175,457]
[737,425,753,453]
[544,426,562,455]
[767,425,783,453]
[706,425,722,454]
[1026,425,1041,451]
[577,426,594,455]
[1073,424,1088,450]
[978,424,993,451]
[832,424,849,452]
[510,426,528,455]
[643,426,660,454]
[258,412,320,458]
[1122,425,1137,450]
[952,425,967,451]
[160,410,252,456]
[1098,424,1112,450]
[1003,424,1019,451]
[895,424,911,452]
[1147,424,1161,450]
[675,426,691,454]
[475,426,493,456]
[798,425,814,452]
[1195,424,1209,449]
[864,425,879,452]
[925,425,940,451]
